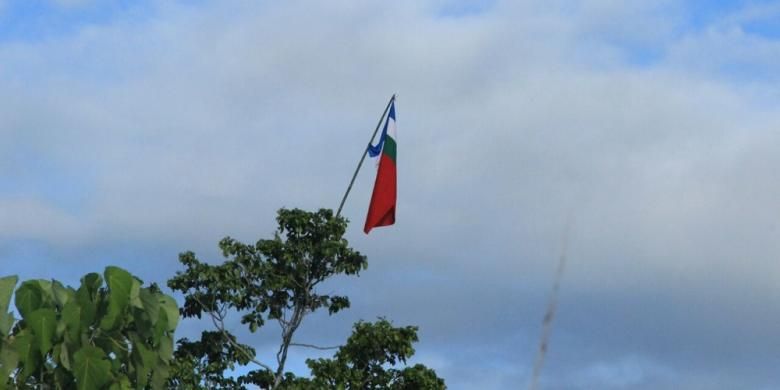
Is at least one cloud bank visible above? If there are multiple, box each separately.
[1,1,779,388]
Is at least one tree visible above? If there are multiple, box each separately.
[167,208,445,389]
[167,208,366,388]
[297,319,445,389]
[0,208,444,388]
[0,267,179,389]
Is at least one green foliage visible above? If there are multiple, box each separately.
[73,346,112,390]
[169,208,366,324]
[15,281,43,320]
[302,319,445,390]
[0,208,446,389]
[168,208,368,388]
[0,276,18,338]
[28,308,56,358]
[168,331,256,388]
[100,266,134,331]
[0,267,179,389]
[167,208,444,389]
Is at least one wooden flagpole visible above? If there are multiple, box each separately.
[336,94,396,218]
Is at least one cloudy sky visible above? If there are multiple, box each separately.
[2,0,780,388]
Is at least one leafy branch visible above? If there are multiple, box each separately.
[168,208,367,389]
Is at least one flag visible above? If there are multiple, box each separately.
[364,100,397,234]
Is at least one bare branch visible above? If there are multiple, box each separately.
[192,295,274,373]
[289,342,341,351]
[273,304,305,388]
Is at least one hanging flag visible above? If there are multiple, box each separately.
[364,101,397,234]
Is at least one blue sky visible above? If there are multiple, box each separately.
[2,1,780,389]
[0,0,152,42]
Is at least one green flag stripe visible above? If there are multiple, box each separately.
[383,136,396,162]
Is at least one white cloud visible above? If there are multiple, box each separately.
[1,1,780,388]
[0,198,87,243]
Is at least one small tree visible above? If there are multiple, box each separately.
[0,267,179,389]
[167,208,445,389]
[168,208,367,388]
[0,208,444,388]
[301,319,445,389]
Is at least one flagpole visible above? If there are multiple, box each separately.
[336,94,396,218]
[529,216,572,390]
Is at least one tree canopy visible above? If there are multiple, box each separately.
[167,208,444,389]
[0,208,445,389]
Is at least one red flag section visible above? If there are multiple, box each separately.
[364,153,396,233]
[364,101,397,234]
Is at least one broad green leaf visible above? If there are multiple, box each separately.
[28,308,56,358]
[0,276,17,314]
[14,282,43,319]
[152,308,168,343]
[108,374,132,390]
[0,276,16,339]
[132,341,155,388]
[150,361,169,390]
[100,267,133,331]
[62,301,82,344]
[132,309,153,341]
[139,289,159,325]
[73,345,112,390]
[158,295,178,332]
[52,280,75,307]
[32,280,54,305]
[0,344,19,389]
[75,287,96,326]
[129,278,142,309]
[158,335,173,363]
[0,312,14,338]
[110,356,120,372]
[80,273,103,298]
[59,341,71,370]
[55,317,66,339]
[12,330,40,382]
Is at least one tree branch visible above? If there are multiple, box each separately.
[192,295,274,373]
[273,303,305,388]
[289,342,340,351]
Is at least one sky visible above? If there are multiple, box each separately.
[1,0,780,388]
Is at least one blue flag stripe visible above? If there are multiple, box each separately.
[367,102,396,157]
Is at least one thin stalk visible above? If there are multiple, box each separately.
[336,94,396,218]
